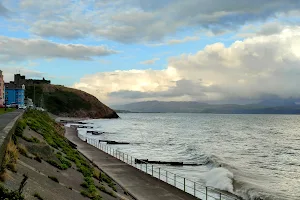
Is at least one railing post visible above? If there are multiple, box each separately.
[184,178,186,192]
[220,193,222,200]
[151,165,153,176]
[159,168,160,179]
[206,187,208,200]
[194,182,196,196]
[166,171,168,183]
[146,163,147,173]
[174,174,176,186]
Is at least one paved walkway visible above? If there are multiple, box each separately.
[65,127,198,200]
[0,110,23,131]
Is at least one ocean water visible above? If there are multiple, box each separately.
[78,113,300,200]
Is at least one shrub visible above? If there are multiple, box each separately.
[108,182,117,192]
[56,153,71,168]
[1,141,19,173]
[48,176,59,183]
[80,182,88,188]
[15,120,27,137]
[34,156,42,163]
[33,192,44,200]
[0,184,24,200]
[22,136,40,143]
[17,144,29,158]
[0,174,27,199]
[96,185,116,197]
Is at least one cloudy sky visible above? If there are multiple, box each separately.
[1,0,300,105]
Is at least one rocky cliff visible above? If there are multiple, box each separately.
[25,84,119,118]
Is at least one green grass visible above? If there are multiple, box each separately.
[22,110,104,199]
[96,185,116,197]
[0,108,15,115]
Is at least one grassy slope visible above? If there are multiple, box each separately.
[25,84,118,118]
[1,110,131,200]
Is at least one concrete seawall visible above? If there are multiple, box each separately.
[0,110,23,168]
[65,126,198,200]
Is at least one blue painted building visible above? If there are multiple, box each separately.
[5,85,25,106]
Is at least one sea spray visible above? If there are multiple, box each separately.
[202,167,234,193]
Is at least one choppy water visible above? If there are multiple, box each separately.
[78,113,300,200]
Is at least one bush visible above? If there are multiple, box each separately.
[0,184,24,200]
[46,159,68,170]
[96,185,116,197]
[48,176,59,183]
[33,192,44,200]
[21,136,40,143]
[108,182,117,192]
[0,174,27,199]
[1,141,19,173]
[17,144,29,158]
[15,120,27,137]
[34,156,42,163]
[80,182,88,188]
[56,153,71,168]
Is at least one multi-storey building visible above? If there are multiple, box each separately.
[0,70,5,106]
[5,84,25,106]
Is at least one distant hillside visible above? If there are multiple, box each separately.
[113,100,300,114]
[25,84,119,118]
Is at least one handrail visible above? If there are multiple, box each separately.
[81,135,240,200]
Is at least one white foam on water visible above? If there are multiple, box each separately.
[202,167,234,193]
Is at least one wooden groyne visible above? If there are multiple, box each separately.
[135,159,201,166]
[99,140,130,145]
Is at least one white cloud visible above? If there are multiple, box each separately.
[236,22,288,38]
[0,66,44,82]
[147,36,200,46]
[73,26,300,104]
[0,36,117,62]
[5,0,300,43]
[140,58,160,65]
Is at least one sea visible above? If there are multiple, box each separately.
[76,113,300,200]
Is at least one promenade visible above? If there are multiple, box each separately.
[0,110,23,131]
[65,127,198,200]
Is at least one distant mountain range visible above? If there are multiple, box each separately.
[113,100,300,114]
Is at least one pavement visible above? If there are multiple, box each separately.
[0,109,23,131]
[65,127,199,200]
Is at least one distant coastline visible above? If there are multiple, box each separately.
[114,100,300,114]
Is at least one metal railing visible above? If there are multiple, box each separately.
[80,134,239,200]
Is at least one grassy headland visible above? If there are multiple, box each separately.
[25,84,119,118]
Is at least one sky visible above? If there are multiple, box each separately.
[1,0,300,106]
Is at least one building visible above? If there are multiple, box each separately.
[5,84,25,106]
[0,70,4,106]
[13,74,50,87]
[25,97,34,107]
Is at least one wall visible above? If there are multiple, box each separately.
[0,112,23,169]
